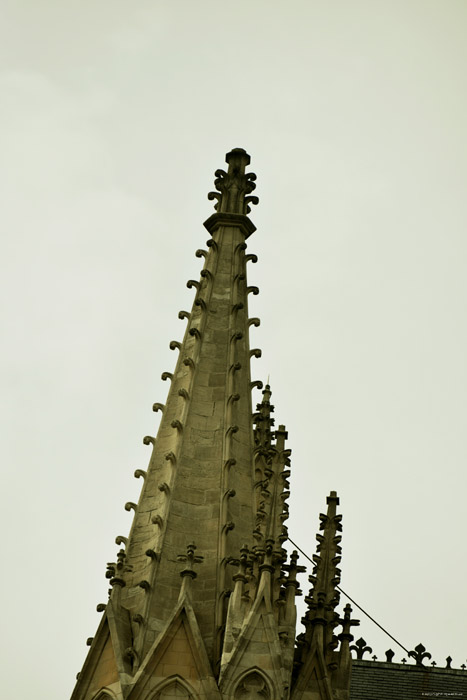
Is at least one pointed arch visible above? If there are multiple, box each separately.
[151,675,197,700]
[232,668,274,700]
[91,689,118,700]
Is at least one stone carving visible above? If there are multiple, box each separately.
[194,297,207,310]
[247,286,259,296]
[195,249,207,258]
[245,254,258,264]
[143,436,155,445]
[250,380,263,390]
[169,340,181,351]
[124,646,138,670]
[186,279,200,290]
[206,238,218,251]
[134,469,147,479]
[178,310,190,321]
[124,502,137,512]
[161,372,173,382]
[177,542,204,581]
[248,317,261,328]
[207,148,258,215]
[106,549,131,588]
[152,403,165,413]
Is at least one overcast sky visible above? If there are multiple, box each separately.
[1,2,467,698]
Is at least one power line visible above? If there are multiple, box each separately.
[287,536,410,655]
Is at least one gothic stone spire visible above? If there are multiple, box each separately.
[291,492,359,700]
[111,148,264,672]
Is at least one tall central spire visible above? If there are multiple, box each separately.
[71,150,356,700]
[110,147,262,671]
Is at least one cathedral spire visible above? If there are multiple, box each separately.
[71,150,267,700]
[71,150,349,700]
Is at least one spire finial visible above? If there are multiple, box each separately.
[207,147,259,216]
[177,542,204,581]
[253,381,275,450]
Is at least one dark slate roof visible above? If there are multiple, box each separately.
[350,659,467,700]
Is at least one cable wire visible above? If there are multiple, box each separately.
[287,536,410,655]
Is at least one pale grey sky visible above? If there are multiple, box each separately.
[1,1,467,697]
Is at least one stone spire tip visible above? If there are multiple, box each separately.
[226,147,251,171]
[206,148,258,219]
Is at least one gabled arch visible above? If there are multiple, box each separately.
[232,668,274,700]
[151,674,197,700]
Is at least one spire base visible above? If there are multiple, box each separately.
[204,212,256,238]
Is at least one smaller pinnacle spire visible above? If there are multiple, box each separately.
[300,492,344,663]
[253,383,275,450]
[177,542,204,580]
[177,543,204,600]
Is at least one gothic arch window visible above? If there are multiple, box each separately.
[233,669,272,700]
[151,675,196,700]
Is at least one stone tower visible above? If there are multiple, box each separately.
[71,149,357,700]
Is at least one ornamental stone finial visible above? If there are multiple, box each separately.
[177,542,204,580]
[207,148,258,216]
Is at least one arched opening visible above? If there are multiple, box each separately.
[92,690,117,700]
[234,669,272,700]
[152,675,196,700]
